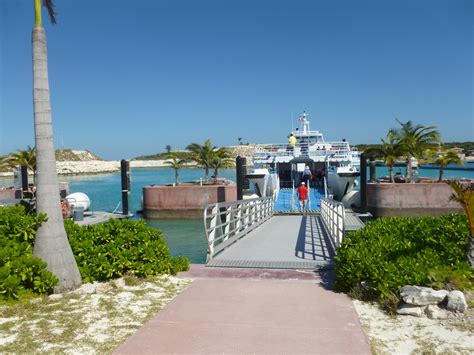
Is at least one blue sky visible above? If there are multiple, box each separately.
[1,0,472,160]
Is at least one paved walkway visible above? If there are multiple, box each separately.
[115,266,370,354]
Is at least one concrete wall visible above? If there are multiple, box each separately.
[0,182,70,202]
[143,184,237,219]
[367,182,465,217]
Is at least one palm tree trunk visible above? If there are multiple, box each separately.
[389,164,394,183]
[405,157,411,183]
[205,166,209,180]
[438,165,444,182]
[175,169,179,184]
[467,236,474,268]
[32,25,81,292]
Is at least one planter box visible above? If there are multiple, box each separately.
[143,183,237,219]
[367,182,469,217]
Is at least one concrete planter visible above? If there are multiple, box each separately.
[0,182,69,203]
[143,183,237,219]
[367,182,466,217]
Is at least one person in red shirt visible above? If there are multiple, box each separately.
[297,182,308,210]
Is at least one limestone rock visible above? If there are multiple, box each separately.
[397,303,425,317]
[113,278,126,288]
[48,293,63,301]
[446,290,468,312]
[425,305,448,319]
[95,283,113,294]
[400,285,448,306]
[73,283,96,295]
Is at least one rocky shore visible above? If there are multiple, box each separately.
[0,160,178,177]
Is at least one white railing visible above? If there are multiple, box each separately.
[253,143,353,162]
[204,196,274,260]
[320,198,345,248]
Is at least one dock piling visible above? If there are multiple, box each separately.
[121,159,130,216]
[360,153,367,213]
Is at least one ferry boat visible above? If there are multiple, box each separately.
[246,112,360,207]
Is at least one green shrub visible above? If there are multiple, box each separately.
[65,219,189,282]
[334,213,470,300]
[0,206,58,300]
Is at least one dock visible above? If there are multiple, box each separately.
[204,196,366,270]
[74,211,131,226]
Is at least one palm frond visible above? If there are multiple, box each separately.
[43,0,57,24]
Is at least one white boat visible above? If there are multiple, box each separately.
[246,112,360,205]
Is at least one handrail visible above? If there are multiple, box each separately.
[320,198,345,248]
[204,196,274,260]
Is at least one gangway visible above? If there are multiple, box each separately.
[203,196,365,269]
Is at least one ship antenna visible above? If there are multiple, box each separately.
[291,112,294,133]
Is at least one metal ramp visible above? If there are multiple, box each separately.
[207,215,336,269]
[273,188,325,213]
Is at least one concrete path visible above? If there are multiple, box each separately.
[115,267,370,354]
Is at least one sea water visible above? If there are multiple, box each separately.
[1,166,473,263]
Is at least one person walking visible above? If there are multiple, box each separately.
[302,165,312,186]
[297,182,308,210]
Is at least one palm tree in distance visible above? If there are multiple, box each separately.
[164,153,188,185]
[186,139,216,180]
[365,132,404,183]
[32,0,82,292]
[391,119,440,182]
[209,148,235,181]
[446,180,474,267]
[8,146,37,183]
[425,146,463,182]
[165,145,172,154]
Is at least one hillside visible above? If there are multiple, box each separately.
[55,149,103,161]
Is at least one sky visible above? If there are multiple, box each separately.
[0,0,473,160]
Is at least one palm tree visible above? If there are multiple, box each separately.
[425,146,464,182]
[31,0,82,292]
[209,148,235,181]
[0,155,11,172]
[8,146,37,183]
[165,145,172,154]
[446,180,474,267]
[186,139,216,180]
[391,119,440,182]
[364,132,403,183]
[164,153,188,185]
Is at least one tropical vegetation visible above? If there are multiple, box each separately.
[364,132,404,182]
[186,139,234,180]
[0,205,189,300]
[164,153,189,184]
[7,146,37,183]
[425,146,464,182]
[447,180,474,267]
[31,0,82,292]
[335,213,472,312]
[389,119,440,182]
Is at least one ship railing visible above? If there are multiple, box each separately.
[253,144,353,161]
[323,176,328,198]
[320,198,345,249]
[204,196,274,260]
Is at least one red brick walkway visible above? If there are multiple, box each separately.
[115,266,370,354]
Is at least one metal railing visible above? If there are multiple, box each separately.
[204,196,274,260]
[320,198,345,248]
[253,143,354,162]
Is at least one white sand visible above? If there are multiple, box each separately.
[353,300,474,354]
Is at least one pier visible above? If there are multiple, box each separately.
[203,195,365,269]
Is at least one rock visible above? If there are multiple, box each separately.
[48,293,63,301]
[72,283,96,295]
[400,285,448,306]
[113,278,126,288]
[397,303,425,317]
[446,290,468,312]
[95,283,113,294]
[425,305,448,319]
[29,297,43,304]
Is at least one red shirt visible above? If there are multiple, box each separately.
[297,185,308,200]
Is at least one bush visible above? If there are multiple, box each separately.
[65,218,189,282]
[334,213,471,300]
[0,206,58,300]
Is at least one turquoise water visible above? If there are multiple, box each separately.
[1,166,473,263]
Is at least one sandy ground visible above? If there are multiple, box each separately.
[0,276,190,354]
[354,299,474,354]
